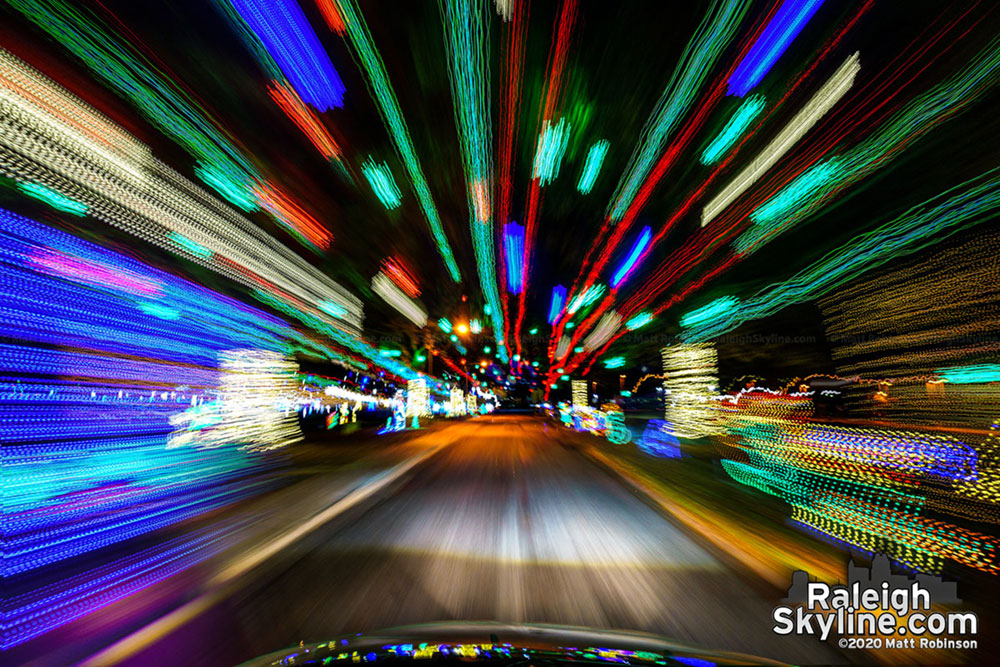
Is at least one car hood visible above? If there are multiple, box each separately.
[240,622,789,667]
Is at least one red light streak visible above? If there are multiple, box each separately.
[252,182,333,251]
[381,256,421,298]
[268,81,343,161]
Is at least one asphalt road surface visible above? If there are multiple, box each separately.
[129,415,845,665]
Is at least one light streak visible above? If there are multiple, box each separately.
[438,317,453,334]
[567,283,605,315]
[251,181,333,251]
[0,46,363,336]
[702,52,860,226]
[315,0,347,34]
[371,272,427,327]
[610,226,652,288]
[381,256,420,298]
[727,0,826,97]
[607,0,752,222]
[548,285,568,324]
[583,311,621,351]
[937,365,1000,384]
[322,0,461,281]
[228,0,345,110]
[625,311,653,330]
[439,0,507,357]
[504,221,526,294]
[16,181,88,215]
[361,157,403,209]
[531,117,571,185]
[267,82,343,162]
[470,318,483,334]
[700,95,766,165]
[679,295,741,329]
[603,356,626,369]
[577,140,609,194]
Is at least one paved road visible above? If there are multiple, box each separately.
[127,415,844,665]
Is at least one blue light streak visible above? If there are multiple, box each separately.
[727,0,826,97]
[611,226,652,288]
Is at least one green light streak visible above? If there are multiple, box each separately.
[439,0,507,359]
[17,181,88,215]
[577,140,609,194]
[567,283,605,314]
[193,161,259,211]
[679,295,740,329]
[608,0,751,221]
[330,0,461,281]
[700,94,765,165]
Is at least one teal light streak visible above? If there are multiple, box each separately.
[17,182,88,216]
[938,364,1000,384]
[532,118,570,186]
[137,303,181,320]
[735,159,842,253]
[603,356,626,369]
[625,312,653,330]
[568,283,605,314]
[193,161,258,211]
[700,95,765,165]
[361,157,402,209]
[577,140,609,194]
[680,295,740,329]
[330,0,461,282]
[437,317,453,334]
[167,232,212,259]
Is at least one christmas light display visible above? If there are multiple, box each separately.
[0,206,306,647]
[661,343,722,438]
